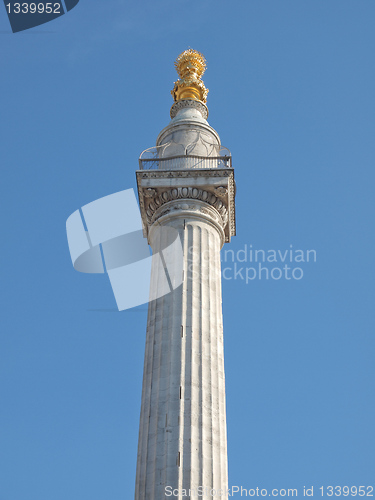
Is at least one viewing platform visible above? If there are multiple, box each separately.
[138,145,232,170]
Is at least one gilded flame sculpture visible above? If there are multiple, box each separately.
[171,49,209,103]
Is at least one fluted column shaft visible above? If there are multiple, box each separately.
[135,204,228,500]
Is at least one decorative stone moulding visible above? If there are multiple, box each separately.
[143,188,157,198]
[170,99,209,120]
[149,199,226,248]
[145,187,228,226]
[136,168,236,243]
[214,186,228,198]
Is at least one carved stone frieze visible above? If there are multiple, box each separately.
[143,186,228,229]
[140,169,231,179]
[170,99,209,120]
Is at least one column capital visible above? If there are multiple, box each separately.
[136,168,236,244]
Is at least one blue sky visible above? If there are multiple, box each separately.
[1,1,374,499]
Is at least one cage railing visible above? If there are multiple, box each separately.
[139,145,232,170]
[139,154,232,170]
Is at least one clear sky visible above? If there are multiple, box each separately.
[1,1,374,499]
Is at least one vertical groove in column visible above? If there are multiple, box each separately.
[179,221,192,492]
[146,226,169,499]
[182,223,191,493]
[152,290,167,498]
[135,239,160,500]
[194,223,204,489]
[210,225,217,490]
[164,223,183,492]
[208,227,219,492]
[156,251,173,497]
[159,282,172,495]
[197,226,205,488]
[182,222,194,492]
[216,232,228,497]
[201,225,211,491]
[135,298,153,500]
[177,221,188,494]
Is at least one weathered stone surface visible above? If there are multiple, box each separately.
[135,214,228,500]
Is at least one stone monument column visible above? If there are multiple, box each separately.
[135,50,236,500]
